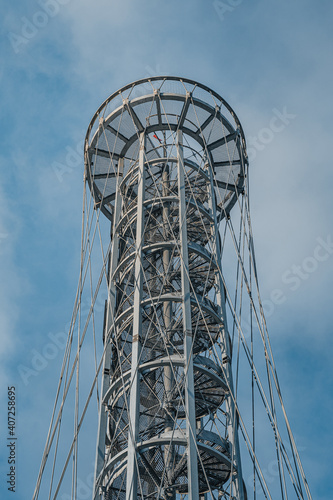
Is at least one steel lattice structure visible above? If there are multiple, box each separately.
[87,77,247,500]
[33,77,313,500]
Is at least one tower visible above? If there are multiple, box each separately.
[33,77,312,500]
[88,77,247,500]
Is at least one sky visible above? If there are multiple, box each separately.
[0,0,333,498]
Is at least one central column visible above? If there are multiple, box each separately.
[177,129,199,500]
[126,132,146,500]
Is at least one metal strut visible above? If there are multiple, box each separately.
[125,132,146,500]
[177,129,200,500]
[208,162,245,500]
[93,157,124,500]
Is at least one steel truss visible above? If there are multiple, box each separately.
[32,77,313,500]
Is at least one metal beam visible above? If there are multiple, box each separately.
[100,193,115,205]
[195,111,215,136]
[106,124,129,144]
[178,93,191,128]
[125,99,144,133]
[125,132,146,500]
[207,162,245,500]
[214,160,241,167]
[207,131,237,151]
[177,128,199,500]
[215,180,242,193]
[155,91,162,126]
[89,147,120,160]
[162,160,175,495]
[91,173,117,180]
[93,157,124,500]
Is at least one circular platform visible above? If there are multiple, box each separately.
[84,76,247,223]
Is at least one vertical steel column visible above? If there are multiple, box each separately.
[93,157,124,500]
[177,129,199,500]
[125,132,146,500]
[207,162,245,500]
[162,163,175,496]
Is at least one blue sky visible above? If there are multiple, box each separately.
[0,0,332,498]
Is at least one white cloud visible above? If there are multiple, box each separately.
[1,1,332,497]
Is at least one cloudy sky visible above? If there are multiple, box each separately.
[0,0,332,499]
